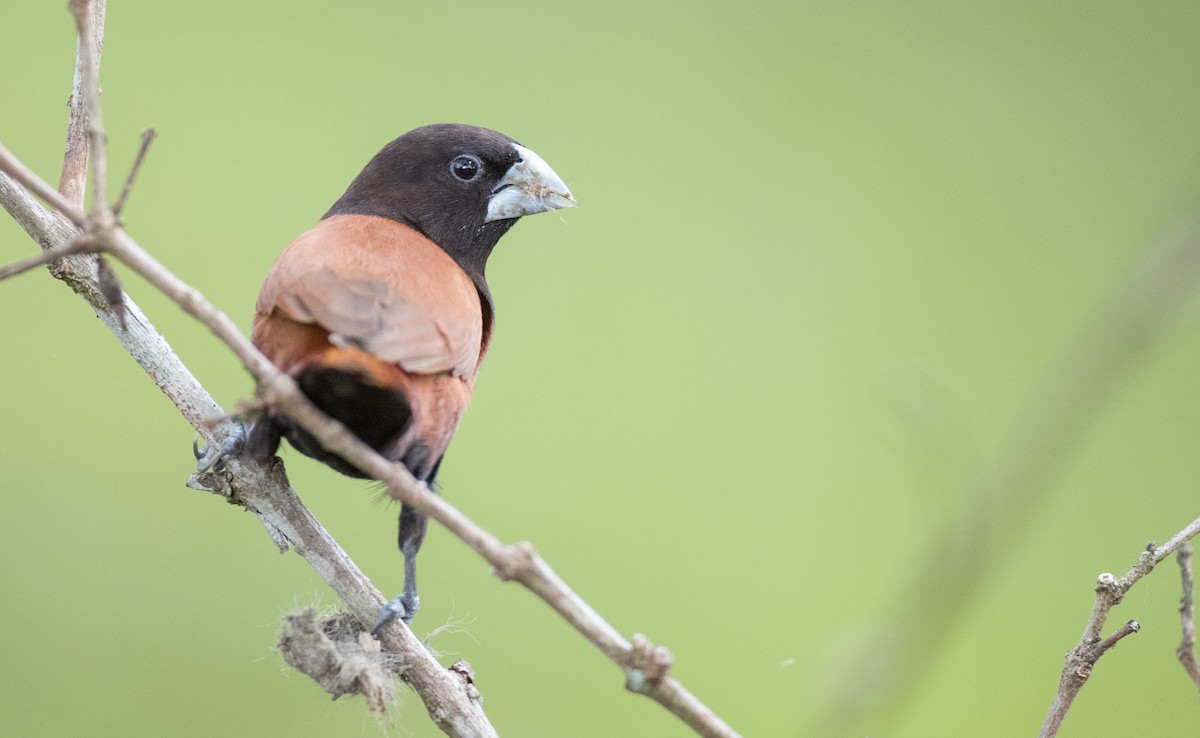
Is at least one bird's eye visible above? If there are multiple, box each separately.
[449,154,482,182]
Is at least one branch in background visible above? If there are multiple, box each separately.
[0,3,739,737]
[1177,545,1200,688]
[1038,516,1200,738]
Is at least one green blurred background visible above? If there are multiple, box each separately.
[3,1,1200,736]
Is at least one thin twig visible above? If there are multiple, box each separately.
[0,142,87,226]
[0,239,96,282]
[1177,545,1200,688]
[3,122,502,738]
[112,128,155,216]
[1098,619,1140,652]
[1039,517,1200,738]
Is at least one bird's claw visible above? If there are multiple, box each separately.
[370,593,418,636]
[194,423,247,473]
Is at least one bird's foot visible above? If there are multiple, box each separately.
[194,423,247,473]
[370,592,419,636]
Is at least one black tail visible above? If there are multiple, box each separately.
[247,364,413,479]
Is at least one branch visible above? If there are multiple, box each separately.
[0,4,739,737]
[1177,545,1200,688]
[112,128,155,216]
[1039,516,1200,738]
[58,0,104,206]
[0,238,95,282]
[69,0,109,215]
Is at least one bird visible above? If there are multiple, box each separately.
[200,123,573,633]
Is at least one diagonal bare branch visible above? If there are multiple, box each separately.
[0,3,740,738]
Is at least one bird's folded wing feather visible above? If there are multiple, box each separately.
[256,215,483,378]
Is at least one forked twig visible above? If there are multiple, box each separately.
[1039,517,1200,738]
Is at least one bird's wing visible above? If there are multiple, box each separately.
[256,214,483,379]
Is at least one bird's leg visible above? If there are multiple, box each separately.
[193,422,247,473]
[372,503,428,634]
